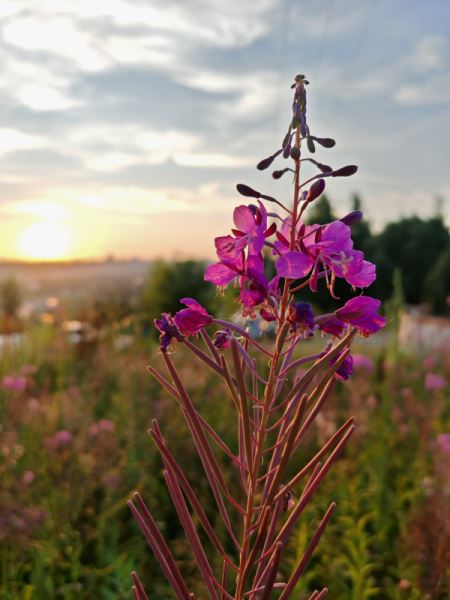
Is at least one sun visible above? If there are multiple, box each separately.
[19,221,72,261]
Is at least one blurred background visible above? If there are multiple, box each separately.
[0,1,449,598]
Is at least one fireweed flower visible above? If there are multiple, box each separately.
[318,296,386,337]
[137,73,387,599]
[352,353,375,372]
[335,296,386,336]
[425,373,447,391]
[288,301,315,334]
[154,313,184,352]
[213,329,233,349]
[174,298,213,335]
[276,219,376,292]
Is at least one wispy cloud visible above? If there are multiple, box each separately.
[0,0,449,259]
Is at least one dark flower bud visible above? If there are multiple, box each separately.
[340,210,363,226]
[288,301,314,334]
[154,313,184,352]
[257,155,275,171]
[236,183,260,198]
[306,178,325,203]
[311,136,336,148]
[306,136,315,153]
[290,146,300,160]
[317,162,333,173]
[256,148,283,171]
[272,168,290,180]
[213,329,233,350]
[282,129,292,149]
[283,142,291,159]
[331,165,358,177]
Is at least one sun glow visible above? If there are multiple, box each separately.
[19,221,72,260]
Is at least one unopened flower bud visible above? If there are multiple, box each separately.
[256,148,283,171]
[306,178,325,203]
[317,162,333,173]
[213,329,233,350]
[272,168,290,180]
[236,183,260,198]
[281,129,292,149]
[290,146,301,160]
[306,136,315,153]
[340,210,363,225]
[332,165,358,177]
[311,136,336,148]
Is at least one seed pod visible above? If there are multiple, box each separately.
[306,178,325,203]
[290,146,300,161]
[332,165,358,177]
[236,184,260,198]
[306,136,315,153]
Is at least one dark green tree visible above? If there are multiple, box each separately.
[1,276,22,319]
[423,243,450,315]
[141,260,218,326]
[305,194,336,225]
[371,216,449,304]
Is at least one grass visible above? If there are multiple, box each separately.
[0,321,448,598]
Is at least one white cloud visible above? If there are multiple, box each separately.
[2,200,72,220]
[394,72,450,105]
[0,128,47,155]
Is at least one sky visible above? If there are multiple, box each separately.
[0,0,449,261]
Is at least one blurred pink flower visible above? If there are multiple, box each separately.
[352,353,374,372]
[45,430,73,449]
[422,355,437,370]
[21,364,37,375]
[435,433,450,454]
[98,419,115,433]
[89,419,115,436]
[2,375,27,391]
[23,470,35,485]
[425,373,447,391]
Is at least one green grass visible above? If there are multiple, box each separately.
[0,323,448,598]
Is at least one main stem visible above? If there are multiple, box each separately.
[235,84,303,598]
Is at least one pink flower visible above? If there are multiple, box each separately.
[425,373,447,391]
[23,470,35,485]
[45,430,73,449]
[174,298,213,335]
[2,375,27,391]
[98,419,115,433]
[436,433,450,453]
[213,329,233,349]
[90,419,115,436]
[154,313,184,352]
[335,296,386,336]
[352,353,374,372]
[275,220,376,290]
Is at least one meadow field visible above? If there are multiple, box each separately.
[0,295,448,599]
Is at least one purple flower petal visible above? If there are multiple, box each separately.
[233,205,255,233]
[204,262,239,286]
[276,251,313,279]
[179,298,209,315]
